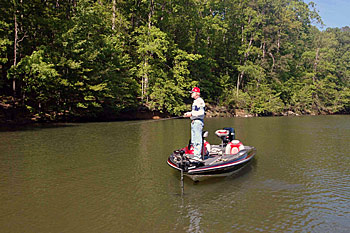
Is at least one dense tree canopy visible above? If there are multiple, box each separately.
[1,0,349,121]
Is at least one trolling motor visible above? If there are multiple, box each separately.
[174,150,186,193]
[174,150,187,171]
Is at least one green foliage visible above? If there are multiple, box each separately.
[149,79,187,115]
[7,49,60,116]
[290,82,315,114]
[338,87,350,112]
[0,20,11,64]
[133,25,169,103]
[0,0,350,121]
[237,61,266,84]
[148,48,201,115]
[246,81,284,115]
[55,1,138,117]
[224,89,251,110]
[172,49,201,91]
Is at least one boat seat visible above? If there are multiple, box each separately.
[225,140,244,155]
[202,131,208,138]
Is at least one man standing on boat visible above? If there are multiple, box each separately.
[184,87,205,161]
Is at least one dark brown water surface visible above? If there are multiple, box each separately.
[1,115,349,232]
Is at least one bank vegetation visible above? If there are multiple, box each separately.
[1,0,349,123]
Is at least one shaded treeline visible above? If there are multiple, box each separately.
[1,0,349,121]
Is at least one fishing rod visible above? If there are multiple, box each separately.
[126,116,183,126]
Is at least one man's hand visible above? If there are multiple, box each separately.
[184,112,192,117]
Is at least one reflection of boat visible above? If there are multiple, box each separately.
[167,127,256,181]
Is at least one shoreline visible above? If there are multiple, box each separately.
[0,104,346,129]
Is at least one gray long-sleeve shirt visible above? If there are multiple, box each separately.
[190,97,205,120]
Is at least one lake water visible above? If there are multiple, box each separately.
[1,115,349,232]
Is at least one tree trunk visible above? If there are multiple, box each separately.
[262,42,266,58]
[269,52,275,72]
[313,48,320,84]
[13,13,18,96]
[236,73,241,97]
[236,70,245,97]
[112,0,116,30]
[148,0,154,29]
[142,57,148,103]
[144,0,154,104]
[277,29,281,53]
[312,47,320,112]
[236,34,253,96]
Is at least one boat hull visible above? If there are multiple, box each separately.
[167,146,256,181]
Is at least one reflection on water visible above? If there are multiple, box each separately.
[0,115,350,232]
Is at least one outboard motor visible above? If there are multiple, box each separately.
[215,127,243,154]
[224,127,235,141]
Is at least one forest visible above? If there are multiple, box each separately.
[1,0,350,122]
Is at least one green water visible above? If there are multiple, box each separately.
[1,115,349,232]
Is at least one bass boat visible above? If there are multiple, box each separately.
[167,127,256,181]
